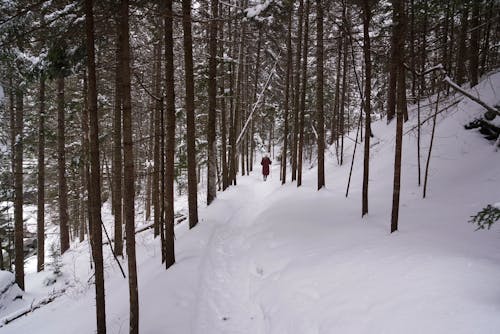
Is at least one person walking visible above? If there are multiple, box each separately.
[261,153,272,181]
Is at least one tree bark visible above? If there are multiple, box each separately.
[390,0,406,234]
[113,20,123,257]
[207,0,218,205]
[36,75,46,272]
[182,0,199,227]
[469,0,480,87]
[119,0,139,331]
[316,0,325,190]
[361,0,372,216]
[282,3,293,185]
[297,0,310,187]
[292,0,304,182]
[57,75,70,254]
[164,0,176,268]
[14,89,24,290]
[85,0,107,331]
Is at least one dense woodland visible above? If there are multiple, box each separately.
[0,0,499,332]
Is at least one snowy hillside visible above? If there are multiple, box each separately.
[1,71,500,334]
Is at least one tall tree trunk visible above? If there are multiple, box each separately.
[85,0,107,331]
[332,31,342,158]
[219,6,229,190]
[153,42,161,237]
[456,4,469,86]
[14,89,24,290]
[164,0,176,268]
[387,3,397,123]
[361,0,372,216]
[119,0,139,331]
[113,22,123,257]
[316,0,325,190]
[207,0,218,205]
[292,0,304,182]
[282,3,293,185]
[182,0,199,227]
[469,0,480,86]
[390,0,406,234]
[37,75,46,272]
[297,0,310,187]
[339,15,349,166]
[57,75,70,254]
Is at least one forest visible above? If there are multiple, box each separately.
[0,0,499,333]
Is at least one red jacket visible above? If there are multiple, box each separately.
[261,157,272,176]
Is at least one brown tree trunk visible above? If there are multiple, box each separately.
[469,0,480,87]
[164,0,176,268]
[282,2,293,185]
[207,0,218,205]
[362,0,372,216]
[391,0,406,234]
[37,75,46,272]
[84,0,107,331]
[292,0,304,182]
[456,4,469,86]
[153,42,161,237]
[113,22,123,256]
[219,6,228,190]
[316,0,325,190]
[297,0,310,187]
[14,89,24,290]
[119,0,139,331]
[182,0,199,227]
[57,76,70,254]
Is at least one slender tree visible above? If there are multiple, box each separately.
[119,0,139,331]
[390,0,406,233]
[282,1,293,185]
[57,74,70,254]
[292,0,304,182]
[316,0,325,190]
[14,89,24,290]
[361,0,372,216]
[297,0,310,187]
[207,0,218,205]
[164,0,176,268]
[113,17,123,256]
[182,0,199,227]
[37,74,45,272]
[84,0,106,331]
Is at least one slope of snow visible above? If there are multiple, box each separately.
[2,72,500,333]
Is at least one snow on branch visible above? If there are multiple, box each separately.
[236,51,281,146]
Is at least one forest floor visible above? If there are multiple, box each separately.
[1,71,500,333]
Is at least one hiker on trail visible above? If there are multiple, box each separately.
[261,153,272,181]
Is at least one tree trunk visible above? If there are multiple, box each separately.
[37,75,46,272]
[282,3,293,185]
[469,0,480,87]
[14,89,24,290]
[292,0,304,182]
[57,75,70,254]
[219,6,229,190]
[297,0,310,187]
[113,22,123,257]
[182,0,199,227]
[153,42,161,237]
[390,0,406,234]
[362,0,372,216]
[316,0,325,190]
[207,0,218,205]
[164,0,176,269]
[119,0,139,331]
[84,0,107,331]
[456,4,469,86]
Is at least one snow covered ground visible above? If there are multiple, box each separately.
[1,71,500,333]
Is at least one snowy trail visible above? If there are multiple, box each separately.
[193,167,280,334]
